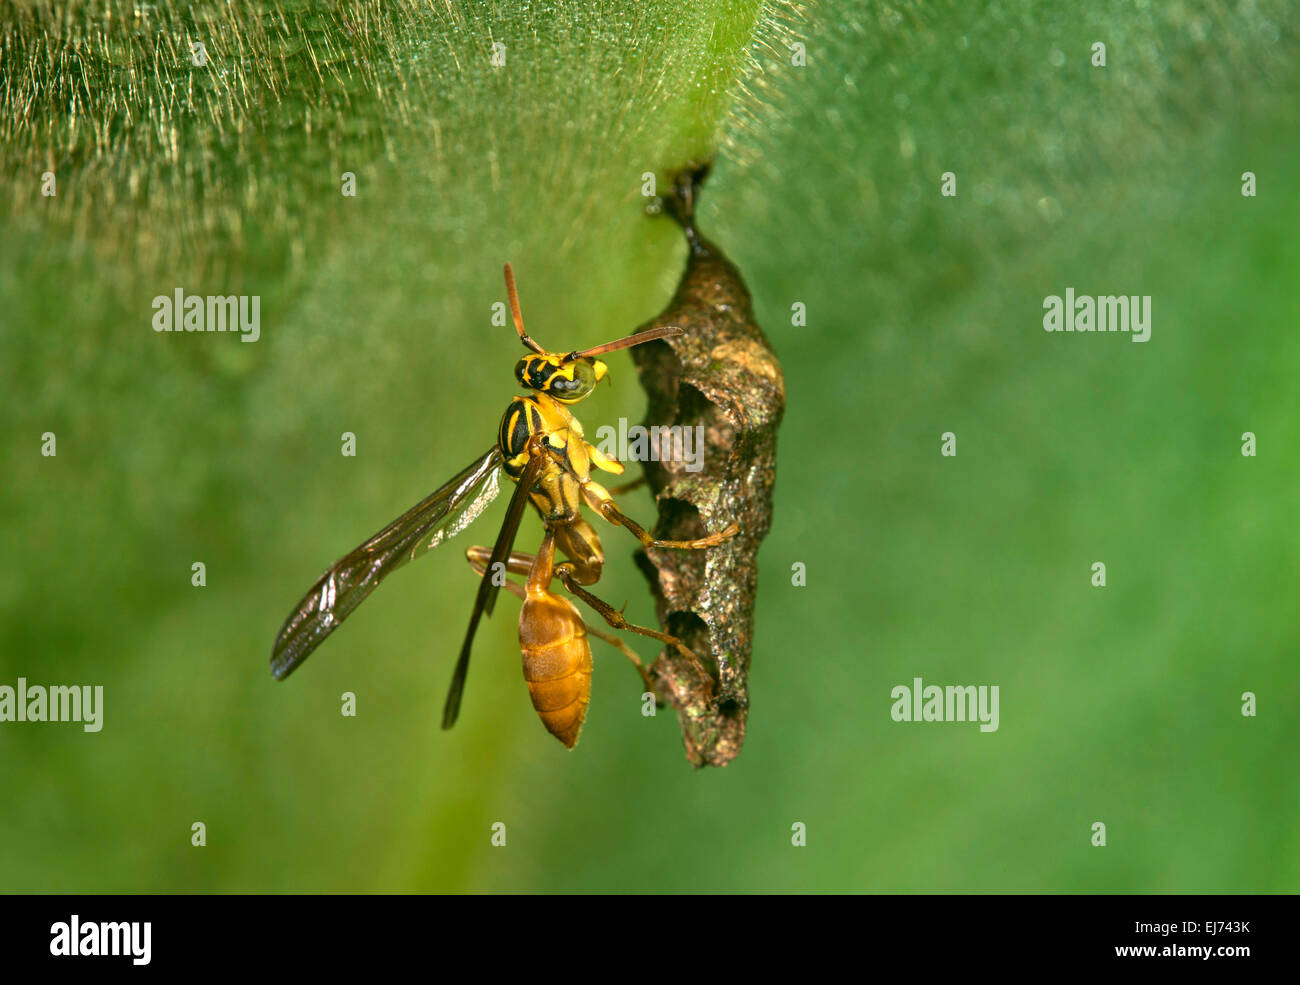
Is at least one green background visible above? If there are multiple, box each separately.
[2,0,1296,892]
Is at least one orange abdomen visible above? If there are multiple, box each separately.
[519,593,593,748]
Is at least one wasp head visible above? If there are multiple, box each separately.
[514,353,607,403]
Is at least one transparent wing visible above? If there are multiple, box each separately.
[270,447,503,680]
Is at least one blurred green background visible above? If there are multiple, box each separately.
[2,0,1297,892]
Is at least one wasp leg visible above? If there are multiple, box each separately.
[465,546,533,586]
[528,438,730,550]
[464,546,651,691]
[580,480,738,550]
[552,517,604,586]
[464,548,529,601]
[467,529,603,588]
[551,567,710,684]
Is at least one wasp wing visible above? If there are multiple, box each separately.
[441,445,545,730]
[270,446,503,680]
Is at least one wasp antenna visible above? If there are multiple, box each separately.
[504,263,545,354]
[567,325,684,360]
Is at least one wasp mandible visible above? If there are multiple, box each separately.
[270,265,737,748]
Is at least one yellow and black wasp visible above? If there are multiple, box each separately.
[270,265,736,748]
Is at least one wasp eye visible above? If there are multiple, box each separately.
[547,359,598,402]
[515,358,553,390]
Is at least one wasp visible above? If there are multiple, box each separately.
[270,265,736,748]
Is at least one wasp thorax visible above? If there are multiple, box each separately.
[515,354,607,404]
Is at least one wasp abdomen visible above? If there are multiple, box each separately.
[519,594,593,749]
